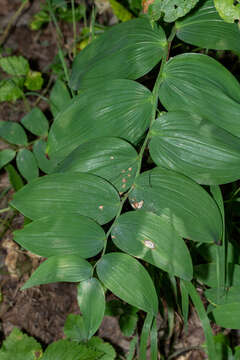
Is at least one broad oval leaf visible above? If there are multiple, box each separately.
[33,139,55,174]
[11,172,120,225]
[214,0,240,23]
[0,149,16,169]
[70,18,167,90]
[176,0,240,52]
[21,107,49,136]
[129,167,222,243]
[0,121,27,145]
[148,0,199,22]
[111,210,193,280]
[149,111,240,185]
[77,278,105,339]
[16,149,39,182]
[159,53,240,137]
[212,303,240,330]
[57,137,138,192]
[22,254,92,289]
[14,215,105,258]
[50,79,71,117]
[48,79,152,162]
[97,252,158,315]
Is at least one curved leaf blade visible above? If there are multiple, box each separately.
[0,149,16,169]
[112,210,193,280]
[97,252,158,315]
[21,108,49,136]
[159,53,240,137]
[0,121,27,146]
[176,0,240,52]
[16,149,39,182]
[77,278,105,339]
[14,215,105,258]
[50,79,71,117]
[11,172,120,225]
[149,111,240,185]
[212,303,240,330]
[48,79,152,163]
[129,167,222,243]
[22,255,92,289]
[214,0,240,23]
[33,139,55,174]
[70,18,167,90]
[57,137,138,192]
[148,0,199,22]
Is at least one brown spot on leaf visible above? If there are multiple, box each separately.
[132,200,144,209]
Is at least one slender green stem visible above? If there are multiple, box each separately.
[25,92,51,104]
[90,6,96,42]
[71,0,77,58]
[135,48,168,178]
[93,29,174,272]
[46,0,74,96]
[46,0,63,40]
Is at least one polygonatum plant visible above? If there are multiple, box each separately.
[8,0,240,358]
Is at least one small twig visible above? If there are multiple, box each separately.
[33,74,54,107]
[168,346,203,359]
[0,0,30,47]
[0,207,10,214]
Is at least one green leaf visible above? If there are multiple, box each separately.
[109,0,133,21]
[194,263,240,287]
[214,0,240,23]
[33,139,55,174]
[21,108,49,136]
[205,286,240,306]
[176,0,240,52]
[77,278,105,339]
[41,339,102,360]
[112,210,193,280]
[16,149,39,182]
[0,56,29,76]
[0,149,16,169]
[213,334,233,360]
[50,79,71,117]
[48,80,152,162]
[57,137,138,192]
[119,311,138,337]
[197,241,240,264]
[24,71,43,91]
[159,53,240,137]
[148,0,199,22]
[14,214,105,258]
[129,167,222,243]
[5,164,24,191]
[97,252,158,315]
[181,280,217,359]
[70,18,167,90]
[0,121,27,145]
[30,10,50,31]
[212,303,240,329]
[87,337,116,360]
[21,254,92,289]
[64,314,87,342]
[0,79,23,102]
[11,173,120,225]
[149,111,240,185]
[0,327,42,360]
